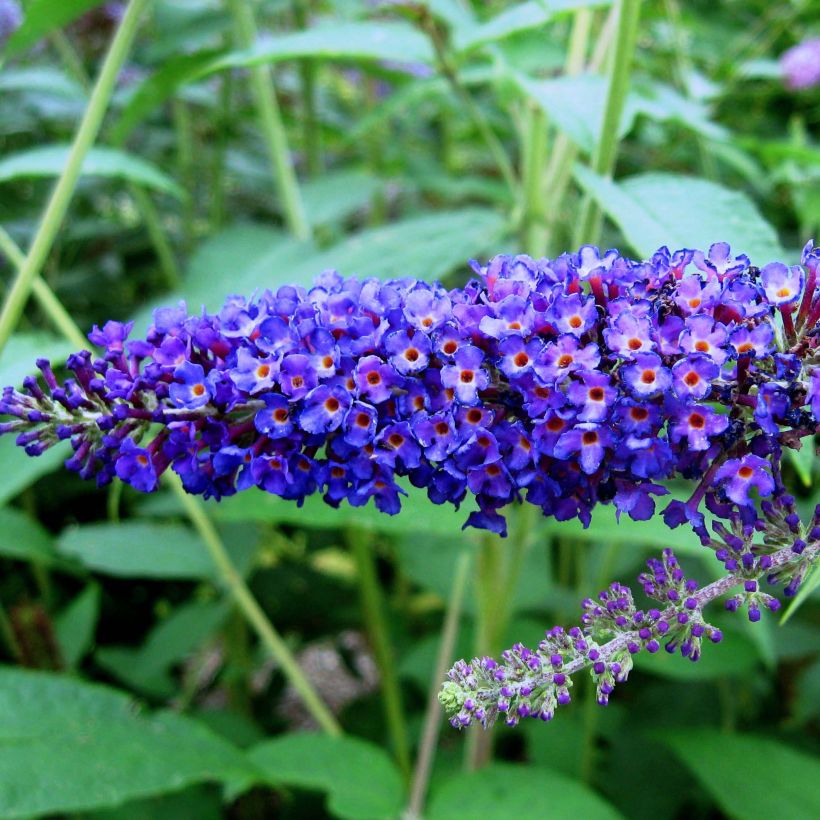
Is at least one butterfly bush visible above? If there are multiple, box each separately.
[2,240,819,725]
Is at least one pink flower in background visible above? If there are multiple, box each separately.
[780,37,820,89]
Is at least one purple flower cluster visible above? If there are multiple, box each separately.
[780,37,820,90]
[2,241,819,537]
[441,495,819,729]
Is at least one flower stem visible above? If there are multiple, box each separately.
[227,0,311,241]
[406,548,471,820]
[168,476,342,736]
[573,0,642,247]
[0,0,151,355]
[348,528,411,781]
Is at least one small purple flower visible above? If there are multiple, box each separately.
[669,404,729,451]
[535,335,600,383]
[679,315,728,365]
[761,262,804,306]
[603,312,654,358]
[479,295,534,339]
[254,394,294,438]
[673,274,720,315]
[229,347,279,394]
[343,401,378,446]
[441,346,489,404]
[621,353,672,399]
[729,323,773,358]
[115,439,157,492]
[567,371,616,422]
[693,242,749,278]
[498,337,542,378]
[781,38,820,90]
[548,293,597,337]
[89,320,134,352]
[384,330,431,375]
[169,362,213,409]
[279,354,317,400]
[671,355,719,400]
[375,422,422,470]
[0,1,22,47]
[355,355,396,404]
[413,413,458,461]
[404,289,451,333]
[554,423,611,474]
[299,385,351,434]
[714,455,775,506]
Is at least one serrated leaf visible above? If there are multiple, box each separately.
[662,731,820,820]
[248,734,404,820]
[56,522,256,580]
[574,168,784,262]
[0,667,257,818]
[56,583,101,668]
[206,22,434,74]
[428,763,623,819]
[2,0,107,58]
[0,145,184,199]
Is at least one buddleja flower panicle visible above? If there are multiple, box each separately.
[2,240,819,541]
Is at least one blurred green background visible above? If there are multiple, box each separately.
[0,0,818,818]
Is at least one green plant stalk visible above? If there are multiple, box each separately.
[348,529,411,781]
[0,226,88,350]
[227,0,311,241]
[542,7,595,252]
[422,17,518,197]
[171,100,197,253]
[521,104,548,256]
[574,0,643,247]
[169,477,342,736]
[50,30,90,89]
[406,548,471,819]
[291,0,323,177]
[209,68,234,229]
[129,184,182,288]
[0,0,151,356]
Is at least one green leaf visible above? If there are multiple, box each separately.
[0,667,257,817]
[301,169,385,228]
[3,0,107,58]
[286,209,506,283]
[206,22,434,73]
[0,436,69,506]
[56,522,257,580]
[0,67,86,100]
[0,332,77,389]
[55,583,101,668]
[633,625,759,680]
[96,600,230,698]
[574,168,784,262]
[428,763,623,820]
[109,50,223,146]
[0,507,64,566]
[787,443,815,488]
[248,734,404,820]
[455,0,613,53]
[662,731,820,820]
[0,146,184,199]
[781,561,820,624]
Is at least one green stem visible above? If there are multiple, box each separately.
[521,104,548,256]
[406,548,471,820]
[348,529,411,781]
[50,30,90,89]
[0,0,151,355]
[422,16,517,197]
[291,0,322,177]
[0,226,88,349]
[209,69,234,229]
[129,184,182,289]
[227,0,311,241]
[167,476,342,736]
[574,0,642,247]
[171,100,196,253]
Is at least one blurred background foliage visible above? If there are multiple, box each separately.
[0,0,818,818]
